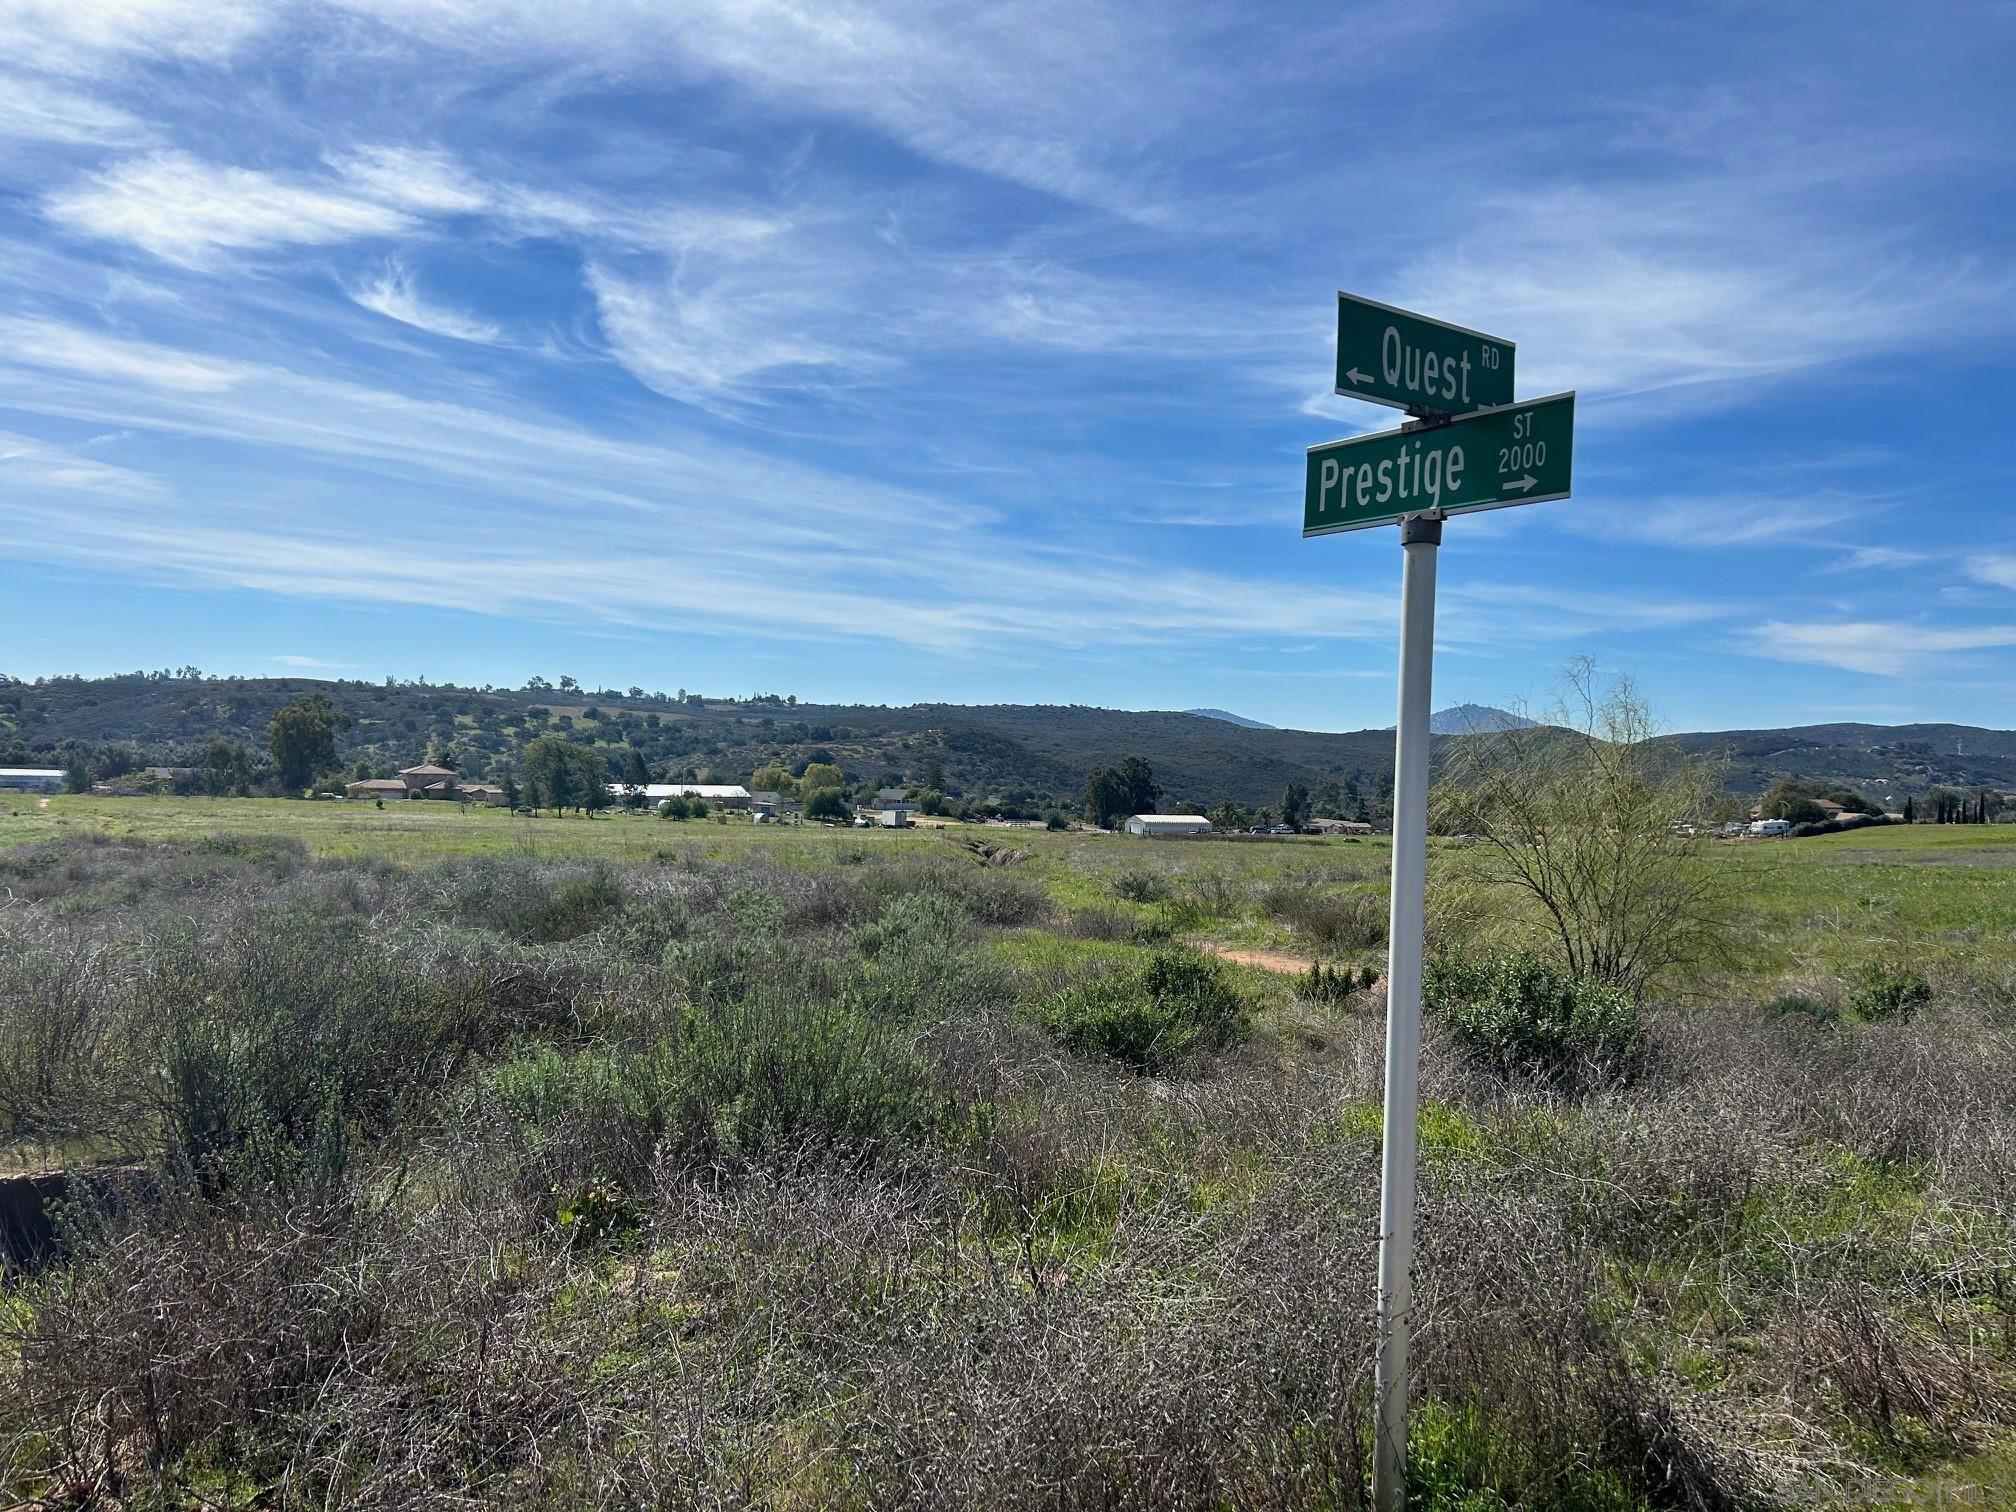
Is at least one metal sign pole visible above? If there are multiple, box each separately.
[1372,509,1441,1511]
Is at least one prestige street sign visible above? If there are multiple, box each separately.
[1302,391,1574,537]
[1334,293,1515,415]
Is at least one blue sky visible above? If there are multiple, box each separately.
[0,1,2011,733]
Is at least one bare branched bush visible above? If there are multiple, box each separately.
[1433,660,1730,995]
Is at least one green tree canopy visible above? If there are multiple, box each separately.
[804,787,850,821]
[1281,782,1311,828]
[268,694,347,792]
[1081,766,1128,828]
[1082,755,1159,828]
[521,735,609,815]
[749,765,798,797]
[1207,801,1250,831]
[800,761,845,791]
[199,737,254,797]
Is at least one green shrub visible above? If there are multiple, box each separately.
[1297,961,1376,1005]
[493,984,954,1166]
[1262,883,1388,952]
[1847,966,1932,1022]
[1109,866,1172,904]
[1424,950,1641,1077]
[552,1176,643,1251]
[1761,991,1839,1026]
[142,911,493,1188]
[1031,948,1248,1073]
[853,891,966,959]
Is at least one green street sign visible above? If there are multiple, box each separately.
[1303,392,1574,537]
[1334,293,1514,415]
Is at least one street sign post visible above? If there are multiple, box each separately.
[1303,295,1574,1512]
[1334,293,1515,415]
[1304,392,1574,537]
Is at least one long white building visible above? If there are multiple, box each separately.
[0,768,64,792]
[1123,813,1212,837]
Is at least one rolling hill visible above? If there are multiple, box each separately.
[3,673,2013,812]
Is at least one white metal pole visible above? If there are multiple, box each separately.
[1373,510,1441,1511]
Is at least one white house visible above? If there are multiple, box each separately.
[610,783,752,808]
[0,768,64,792]
[1123,814,1212,837]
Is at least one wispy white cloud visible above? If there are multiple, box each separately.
[0,317,248,392]
[1817,545,1929,574]
[1554,493,1865,549]
[328,145,490,214]
[0,0,270,75]
[347,260,501,343]
[270,654,355,669]
[1738,620,2016,676]
[0,428,165,498]
[0,73,152,144]
[327,0,1184,220]
[1390,181,2008,410]
[46,151,412,266]
[586,258,878,411]
[1968,555,2016,592]
[1448,582,1726,641]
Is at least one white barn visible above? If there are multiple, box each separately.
[0,768,64,792]
[1123,813,1212,837]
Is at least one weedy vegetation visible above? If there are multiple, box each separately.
[3,790,2016,1506]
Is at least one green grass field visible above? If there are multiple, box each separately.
[9,795,2010,993]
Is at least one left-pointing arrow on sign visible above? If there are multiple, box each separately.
[1343,367,1373,387]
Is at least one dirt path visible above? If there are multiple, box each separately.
[1199,943,1315,975]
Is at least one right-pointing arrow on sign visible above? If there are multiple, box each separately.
[1502,474,1537,493]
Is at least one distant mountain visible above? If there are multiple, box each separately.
[1185,708,1275,730]
[1430,704,1536,735]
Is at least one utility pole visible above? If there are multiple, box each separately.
[1372,511,1438,1509]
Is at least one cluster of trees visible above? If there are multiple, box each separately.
[1758,777,1882,826]
[1755,777,2007,827]
[520,736,611,816]
[1906,787,2006,824]
[1081,756,1160,828]
[1202,783,1318,832]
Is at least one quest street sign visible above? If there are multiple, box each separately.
[1302,391,1574,537]
[1334,292,1515,415]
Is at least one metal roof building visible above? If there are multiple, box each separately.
[0,768,64,791]
[1122,814,1212,837]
